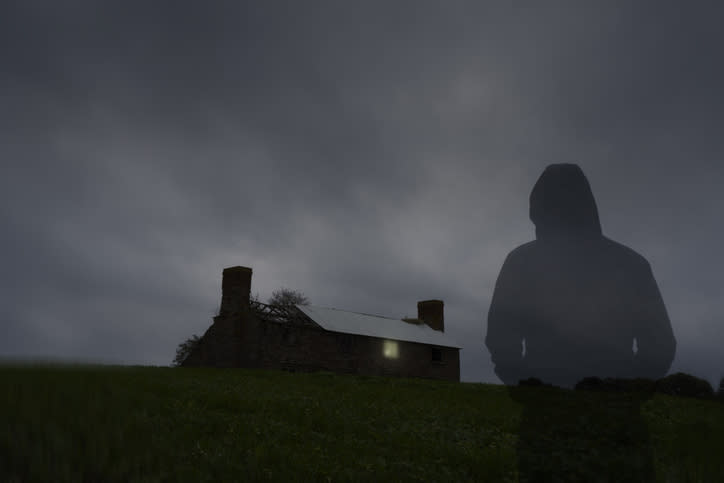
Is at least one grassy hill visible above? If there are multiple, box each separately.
[2,365,723,482]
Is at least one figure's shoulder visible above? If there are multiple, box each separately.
[600,237,652,269]
[504,241,539,264]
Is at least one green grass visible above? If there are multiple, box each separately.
[1,365,722,482]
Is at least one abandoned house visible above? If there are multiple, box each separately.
[182,266,461,381]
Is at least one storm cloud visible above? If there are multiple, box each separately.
[2,1,723,387]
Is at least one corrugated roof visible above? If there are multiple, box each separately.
[295,304,462,349]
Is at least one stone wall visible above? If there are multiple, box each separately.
[182,312,245,367]
[248,318,459,381]
[184,308,460,381]
[183,266,460,381]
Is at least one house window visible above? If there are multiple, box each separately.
[431,348,442,362]
[383,340,399,359]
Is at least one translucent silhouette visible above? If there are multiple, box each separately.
[485,164,677,481]
[486,163,676,388]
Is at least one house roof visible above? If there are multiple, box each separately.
[295,304,462,349]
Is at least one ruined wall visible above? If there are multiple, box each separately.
[185,309,459,381]
[244,318,460,381]
[182,313,245,367]
[184,265,460,381]
[182,266,252,368]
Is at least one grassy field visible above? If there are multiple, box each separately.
[2,365,723,482]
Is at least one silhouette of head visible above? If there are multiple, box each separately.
[530,163,602,239]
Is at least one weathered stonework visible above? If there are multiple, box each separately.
[182,266,460,382]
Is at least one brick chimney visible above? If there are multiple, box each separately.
[417,299,444,332]
[219,266,252,316]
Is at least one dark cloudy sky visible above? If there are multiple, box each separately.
[2,1,723,388]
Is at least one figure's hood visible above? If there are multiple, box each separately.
[529,164,602,239]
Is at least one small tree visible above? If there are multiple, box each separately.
[173,334,200,366]
[267,287,309,306]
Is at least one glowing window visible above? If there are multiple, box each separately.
[383,340,399,359]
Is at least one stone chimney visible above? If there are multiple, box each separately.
[219,266,252,316]
[417,299,444,332]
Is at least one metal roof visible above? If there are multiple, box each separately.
[295,304,462,349]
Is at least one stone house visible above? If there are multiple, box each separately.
[182,266,461,382]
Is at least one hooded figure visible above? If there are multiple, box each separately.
[485,164,676,388]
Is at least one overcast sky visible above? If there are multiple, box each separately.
[2,1,723,388]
